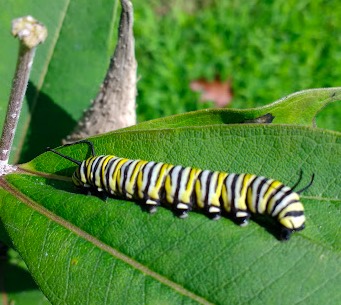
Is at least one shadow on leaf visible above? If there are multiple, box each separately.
[18,81,77,163]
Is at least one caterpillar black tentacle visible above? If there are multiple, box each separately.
[47,141,314,240]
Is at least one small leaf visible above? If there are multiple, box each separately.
[0,248,51,305]
[126,87,341,131]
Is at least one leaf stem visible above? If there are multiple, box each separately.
[0,16,47,167]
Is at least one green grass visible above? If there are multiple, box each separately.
[132,0,341,130]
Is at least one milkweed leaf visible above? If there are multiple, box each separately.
[1,124,340,305]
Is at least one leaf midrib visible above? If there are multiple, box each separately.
[1,177,214,305]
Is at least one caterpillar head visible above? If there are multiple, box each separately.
[278,199,306,240]
[278,172,314,240]
[47,140,96,190]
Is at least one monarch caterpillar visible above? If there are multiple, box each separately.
[47,140,314,240]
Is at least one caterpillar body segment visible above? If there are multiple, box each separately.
[47,141,314,240]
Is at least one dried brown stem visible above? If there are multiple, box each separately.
[65,0,137,142]
[0,16,47,169]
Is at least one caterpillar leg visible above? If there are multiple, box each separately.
[279,224,304,241]
[145,199,159,214]
[207,206,221,220]
[279,228,293,241]
[81,187,108,201]
[233,210,251,227]
[175,202,190,219]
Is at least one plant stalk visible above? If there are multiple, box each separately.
[0,16,47,166]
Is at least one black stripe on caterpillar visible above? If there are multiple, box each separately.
[47,140,314,240]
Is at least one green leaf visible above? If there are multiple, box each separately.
[0,248,51,305]
[125,87,341,131]
[1,124,340,305]
[0,0,119,163]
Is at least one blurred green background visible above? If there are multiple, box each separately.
[133,0,341,127]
